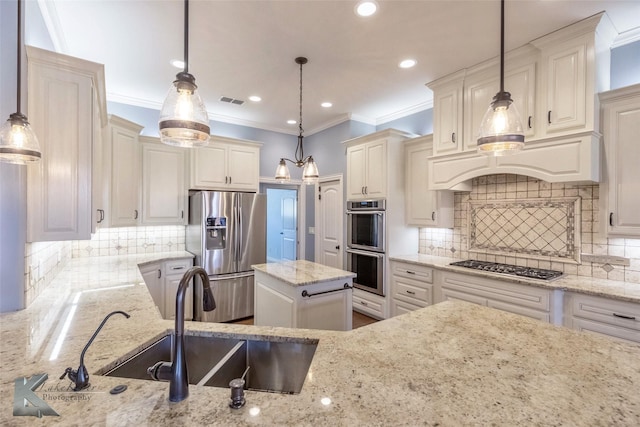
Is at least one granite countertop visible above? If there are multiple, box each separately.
[390,254,640,304]
[2,253,640,425]
[252,259,356,287]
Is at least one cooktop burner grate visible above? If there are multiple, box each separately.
[449,260,563,281]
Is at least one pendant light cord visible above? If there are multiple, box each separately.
[499,0,505,94]
[16,0,23,114]
[183,0,189,74]
[296,59,305,162]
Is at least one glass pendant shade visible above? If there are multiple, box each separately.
[159,72,210,147]
[275,158,291,182]
[0,112,41,165]
[477,92,525,156]
[302,156,319,184]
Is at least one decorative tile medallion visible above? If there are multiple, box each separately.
[468,197,581,263]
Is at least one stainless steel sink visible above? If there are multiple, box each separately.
[101,333,318,394]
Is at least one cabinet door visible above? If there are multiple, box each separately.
[298,290,352,331]
[142,141,186,225]
[227,145,259,191]
[542,40,587,134]
[603,95,640,237]
[346,145,367,199]
[190,145,227,189]
[110,125,140,226]
[364,140,386,198]
[464,73,499,152]
[27,62,93,241]
[140,265,164,316]
[254,280,295,327]
[433,82,463,155]
[164,276,193,321]
[505,63,536,138]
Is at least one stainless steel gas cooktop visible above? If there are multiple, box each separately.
[449,260,563,281]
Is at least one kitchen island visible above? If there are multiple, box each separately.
[1,253,640,425]
[252,260,356,331]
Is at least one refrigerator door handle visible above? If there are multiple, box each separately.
[208,271,254,281]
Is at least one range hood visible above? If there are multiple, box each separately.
[427,131,600,190]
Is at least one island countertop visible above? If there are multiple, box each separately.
[251,259,356,287]
[2,253,640,425]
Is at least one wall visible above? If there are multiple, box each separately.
[419,175,640,284]
[377,109,434,135]
[611,39,640,90]
[23,241,72,307]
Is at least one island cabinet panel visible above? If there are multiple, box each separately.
[435,271,559,324]
[564,293,640,344]
[254,269,353,331]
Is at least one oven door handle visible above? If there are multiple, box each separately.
[346,248,384,258]
[346,211,385,215]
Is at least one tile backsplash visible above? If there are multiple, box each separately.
[419,174,640,284]
[24,225,186,306]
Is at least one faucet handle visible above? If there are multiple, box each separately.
[60,367,76,381]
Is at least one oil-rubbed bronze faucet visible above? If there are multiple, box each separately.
[61,310,130,391]
[147,266,216,402]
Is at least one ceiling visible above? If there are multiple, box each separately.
[34,0,640,135]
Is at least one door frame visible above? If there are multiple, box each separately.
[260,177,307,261]
[314,173,344,267]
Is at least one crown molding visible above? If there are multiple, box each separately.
[376,100,433,125]
[611,26,640,48]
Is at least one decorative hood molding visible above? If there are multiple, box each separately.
[427,131,600,190]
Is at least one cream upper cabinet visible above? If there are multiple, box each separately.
[346,139,387,200]
[531,13,616,138]
[404,135,453,228]
[190,136,261,192]
[26,46,106,242]
[599,84,640,238]
[104,115,143,227]
[430,70,464,156]
[141,136,186,225]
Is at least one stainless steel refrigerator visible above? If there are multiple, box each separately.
[187,191,266,322]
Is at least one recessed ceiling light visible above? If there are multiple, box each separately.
[321,102,332,108]
[170,59,185,69]
[249,95,262,102]
[355,1,378,17]
[399,59,417,69]
[287,119,297,125]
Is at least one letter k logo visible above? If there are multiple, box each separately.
[13,374,59,417]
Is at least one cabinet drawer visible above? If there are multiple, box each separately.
[392,262,433,283]
[164,259,192,277]
[353,293,384,319]
[570,294,640,332]
[393,276,432,306]
[571,317,640,344]
[391,299,423,317]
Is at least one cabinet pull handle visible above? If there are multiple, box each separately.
[431,212,435,221]
[613,313,636,320]
[547,111,552,124]
[451,132,456,143]
[361,186,364,195]
[528,116,532,129]
[360,301,368,306]
[171,266,185,271]
[229,176,232,184]
[609,212,614,227]
[406,271,415,275]
[97,209,104,223]
[158,269,161,279]
[406,290,416,295]
[134,210,139,220]
[365,186,368,195]
[181,210,184,219]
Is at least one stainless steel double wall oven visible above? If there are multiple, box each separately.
[346,199,385,296]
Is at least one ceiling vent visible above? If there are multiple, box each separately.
[219,96,245,106]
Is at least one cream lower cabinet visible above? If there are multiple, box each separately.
[352,288,386,320]
[190,136,261,192]
[435,271,559,324]
[26,46,107,241]
[140,258,193,320]
[563,293,640,344]
[141,137,186,225]
[599,84,640,238]
[404,136,453,227]
[254,271,353,331]
[390,261,433,316]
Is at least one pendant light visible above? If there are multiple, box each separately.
[0,0,42,165]
[476,0,525,156]
[275,57,319,185]
[158,0,210,147]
